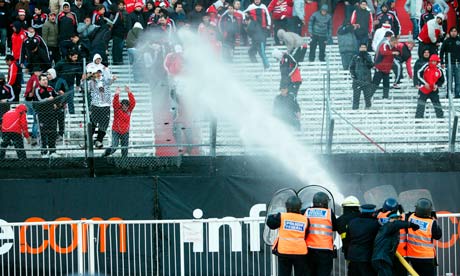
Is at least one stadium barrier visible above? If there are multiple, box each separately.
[1,214,459,275]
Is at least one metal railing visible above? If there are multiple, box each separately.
[0,214,459,275]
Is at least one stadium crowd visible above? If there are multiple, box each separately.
[0,0,459,156]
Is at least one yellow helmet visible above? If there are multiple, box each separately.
[341,196,360,207]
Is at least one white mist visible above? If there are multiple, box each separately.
[171,30,344,203]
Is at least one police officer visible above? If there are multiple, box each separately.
[346,204,380,276]
[267,195,309,276]
[406,198,442,276]
[376,198,402,225]
[372,212,420,276]
[336,196,361,259]
[304,192,337,276]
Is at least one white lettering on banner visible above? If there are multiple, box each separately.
[307,209,327,218]
[410,218,429,231]
[284,221,305,232]
[0,219,14,255]
[181,204,267,253]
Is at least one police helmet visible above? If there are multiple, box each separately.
[382,198,398,212]
[415,198,433,218]
[313,192,329,208]
[285,195,302,213]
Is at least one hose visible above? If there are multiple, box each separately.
[395,252,419,276]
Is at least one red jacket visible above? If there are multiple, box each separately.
[418,18,443,44]
[24,74,39,100]
[417,63,445,94]
[11,30,27,61]
[268,0,293,20]
[7,61,20,87]
[1,104,29,138]
[374,40,394,73]
[112,92,136,134]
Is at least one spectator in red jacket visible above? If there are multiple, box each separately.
[417,13,444,58]
[268,0,292,45]
[392,40,415,89]
[103,86,136,157]
[5,55,22,102]
[372,33,399,99]
[0,104,30,159]
[11,21,27,61]
[415,54,445,118]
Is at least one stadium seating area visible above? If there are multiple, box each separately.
[1,35,457,158]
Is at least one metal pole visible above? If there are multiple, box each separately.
[210,118,217,157]
[450,116,458,152]
[326,119,334,154]
[325,50,332,149]
[83,58,95,177]
[77,222,84,275]
[88,223,95,274]
[180,224,185,276]
[448,53,453,148]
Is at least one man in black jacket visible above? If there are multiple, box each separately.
[346,204,380,276]
[54,51,83,114]
[413,49,430,88]
[111,1,129,65]
[372,212,420,276]
[349,43,374,110]
[440,27,460,98]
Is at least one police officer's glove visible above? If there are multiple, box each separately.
[410,222,420,231]
[431,211,437,219]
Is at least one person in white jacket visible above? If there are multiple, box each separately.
[372,23,393,52]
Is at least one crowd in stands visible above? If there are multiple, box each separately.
[0,0,459,156]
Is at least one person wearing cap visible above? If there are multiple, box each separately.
[57,2,77,43]
[15,8,29,29]
[103,86,136,157]
[20,35,52,72]
[273,83,300,130]
[20,27,50,65]
[42,12,61,63]
[350,0,373,49]
[372,211,420,276]
[417,14,444,58]
[415,54,445,118]
[307,4,331,62]
[345,204,380,276]
[0,104,30,159]
[267,195,309,276]
[336,196,361,260]
[406,198,442,276]
[128,2,147,28]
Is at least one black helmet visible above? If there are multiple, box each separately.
[313,192,329,208]
[415,198,433,218]
[286,196,302,213]
[382,198,398,212]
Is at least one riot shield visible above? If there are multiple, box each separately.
[263,188,297,246]
[363,185,399,209]
[297,185,336,213]
[398,189,435,213]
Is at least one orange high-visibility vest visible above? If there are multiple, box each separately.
[397,213,408,257]
[305,208,333,250]
[272,213,308,255]
[407,214,435,259]
[377,211,391,225]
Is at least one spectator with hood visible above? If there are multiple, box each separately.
[419,2,434,30]
[57,2,78,50]
[308,4,332,62]
[415,54,445,118]
[277,29,306,62]
[126,22,144,64]
[337,21,358,69]
[374,2,401,37]
[11,21,27,61]
[46,68,68,140]
[22,37,52,72]
[0,104,30,159]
